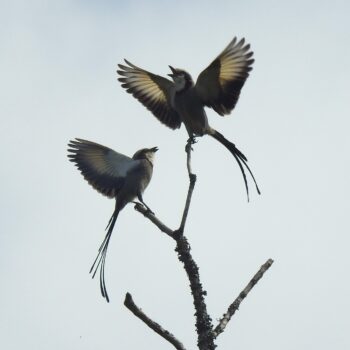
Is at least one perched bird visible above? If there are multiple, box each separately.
[67,138,157,302]
[117,37,260,200]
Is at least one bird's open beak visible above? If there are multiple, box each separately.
[168,65,176,77]
[150,146,159,152]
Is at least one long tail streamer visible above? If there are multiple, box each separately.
[89,209,119,302]
[211,130,261,201]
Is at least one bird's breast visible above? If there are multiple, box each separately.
[128,160,153,193]
[117,160,153,208]
[173,89,208,136]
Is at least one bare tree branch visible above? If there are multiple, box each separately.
[177,177,196,236]
[131,142,273,349]
[134,198,215,349]
[185,139,194,177]
[175,235,215,350]
[134,148,215,349]
[124,293,187,350]
[176,145,215,350]
[176,145,197,236]
[212,259,274,338]
[134,203,174,238]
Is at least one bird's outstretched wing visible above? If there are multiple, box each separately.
[117,60,181,129]
[67,138,137,198]
[195,37,254,116]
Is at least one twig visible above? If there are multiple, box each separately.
[124,293,187,350]
[134,203,174,238]
[177,145,197,236]
[185,139,194,177]
[212,259,274,338]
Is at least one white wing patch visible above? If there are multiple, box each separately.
[117,60,182,129]
[219,38,252,86]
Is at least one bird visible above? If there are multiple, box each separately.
[117,36,260,200]
[67,138,158,302]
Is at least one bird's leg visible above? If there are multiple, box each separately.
[190,136,197,144]
[185,136,197,153]
[137,194,155,215]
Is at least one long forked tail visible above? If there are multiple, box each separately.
[210,129,261,201]
[89,208,120,302]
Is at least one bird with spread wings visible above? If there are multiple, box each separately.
[68,138,157,302]
[117,37,260,200]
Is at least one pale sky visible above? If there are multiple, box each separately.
[1,0,350,349]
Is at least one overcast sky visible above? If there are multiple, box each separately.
[1,0,350,349]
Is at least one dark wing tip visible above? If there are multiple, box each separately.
[124,59,135,67]
[230,36,237,45]
[237,37,245,46]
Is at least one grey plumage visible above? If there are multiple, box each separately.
[67,138,157,302]
[117,37,260,200]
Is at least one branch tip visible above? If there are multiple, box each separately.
[213,258,274,338]
[124,292,186,350]
[124,292,133,306]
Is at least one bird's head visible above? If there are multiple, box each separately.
[168,66,194,92]
[133,146,158,164]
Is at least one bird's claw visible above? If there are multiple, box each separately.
[191,136,197,144]
[185,137,196,152]
[188,136,197,144]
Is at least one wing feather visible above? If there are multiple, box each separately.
[117,60,181,129]
[67,138,137,198]
[195,37,254,116]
